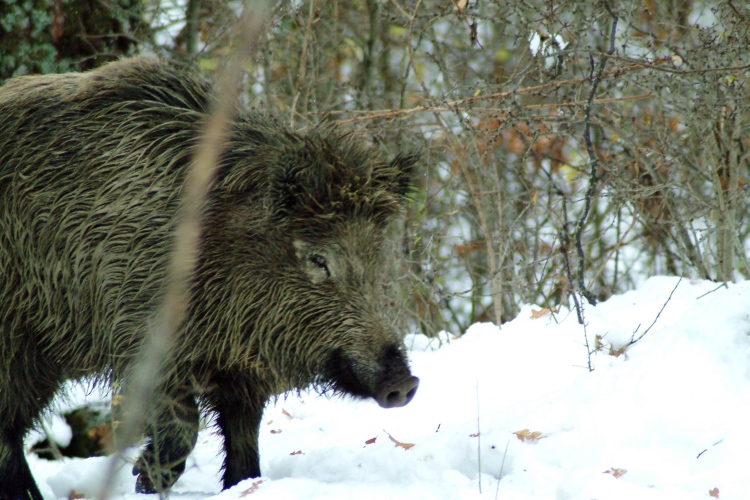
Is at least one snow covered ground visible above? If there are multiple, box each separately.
[28,276,750,499]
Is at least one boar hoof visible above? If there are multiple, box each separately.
[133,469,158,494]
[377,375,419,408]
[133,461,184,494]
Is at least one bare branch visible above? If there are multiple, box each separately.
[185,0,201,56]
[574,5,619,306]
[336,62,671,125]
[629,277,682,347]
[289,0,316,127]
[97,1,271,498]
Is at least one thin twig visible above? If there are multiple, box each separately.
[558,188,583,325]
[598,54,750,75]
[431,108,503,327]
[40,421,65,461]
[289,0,315,128]
[387,0,411,18]
[494,439,510,500]
[335,61,670,124]
[557,189,593,368]
[726,1,747,22]
[96,1,271,498]
[582,315,594,373]
[522,93,653,109]
[629,276,682,346]
[476,378,482,494]
[587,212,639,287]
[696,283,726,300]
[574,5,619,306]
[185,0,201,56]
[696,439,724,459]
[326,92,653,115]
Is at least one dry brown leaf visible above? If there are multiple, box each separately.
[530,308,552,319]
[709,487,720,498]
[365,436,377,446]
[290,450,303,455]
[67,492,85,500]
[603,468,627,478]
[385,430,415,450]
[282,409,293,419]
[469,432,479,437]
[513,429,545,442]
[453,0,469,12]
[270,429,281,434]
[87,422,112,449]
[609,345,628,357]
[594,334,605,351]
[240,480,263,496]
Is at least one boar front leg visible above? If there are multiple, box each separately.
[210,371,267,490]
[0,323,63,500]
[133,385,200,493]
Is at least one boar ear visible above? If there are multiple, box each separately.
[388,151,421,199]
[268,148,331,222]
[269,163,306,222]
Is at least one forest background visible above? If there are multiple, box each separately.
[2,0,749,335]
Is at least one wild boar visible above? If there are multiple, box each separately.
[0,57,419,498]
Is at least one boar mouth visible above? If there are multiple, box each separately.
[322,346,419,409]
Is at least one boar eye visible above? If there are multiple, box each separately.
[309,254,330,277]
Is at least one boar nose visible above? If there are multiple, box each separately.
[377,375,419,408]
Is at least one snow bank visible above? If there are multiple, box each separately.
[29,277,750,499]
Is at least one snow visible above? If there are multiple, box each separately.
[29,276,750,499]
[27,414,73,450]
[527,31,567,69]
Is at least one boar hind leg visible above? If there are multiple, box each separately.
[133,386,200,493]
[0,326,62,500]
[209,372,267,490]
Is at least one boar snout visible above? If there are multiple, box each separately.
[377,375,419,408]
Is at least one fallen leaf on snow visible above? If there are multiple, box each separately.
[709,487,720,498]
[240,480,263,496]
[513,429,545,442]
[530,308,552,319]
[364,436,377,446]
[603,468,627,478]
[290,450,303,455]
[384,430,415,450]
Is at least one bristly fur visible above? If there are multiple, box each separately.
[0,57,420,498]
